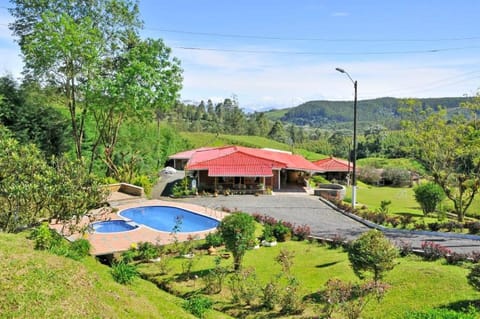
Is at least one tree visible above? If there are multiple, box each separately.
[0,128,51,232]
[347,230,398,283]
[10,0,128,159]
[328,130,352,159]
[414,182,446,216]
[46,157,108,234]
[10,0,182,174]
[401,99,480,222]
[218,212,256,271]
[268,121,287,143]
[0,128,107,233]
[0,76,69,157]
[88,36,182,176]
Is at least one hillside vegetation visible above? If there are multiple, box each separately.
[266,97,470,128]
[0,232,198,319]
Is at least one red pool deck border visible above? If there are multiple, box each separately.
[55,200,228,256]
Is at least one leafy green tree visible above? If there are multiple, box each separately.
[414,182,446,216]
[0,132,52,232]
[10,0,126,159]
[0,130,106,233]
[218,212,256,271]
[268,121,288,143]
[10,0,182,175]
[347,230,398,283]
[88,36,182,176]
[0,76,69,157]
[45,157,107,234]
[328,130,352,159]
[401,99,480,222]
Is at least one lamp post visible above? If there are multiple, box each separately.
[335,67,357,208]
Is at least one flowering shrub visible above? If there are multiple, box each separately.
[253,213,310,241]
[445,252,468,265]
[397,240,413,257]
[421,241,451,261]
[293,224,311,240]
[323,279,390,319]
[328,234,347,249]
[470,251,480,263]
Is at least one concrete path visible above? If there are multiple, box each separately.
[167,193,480,254]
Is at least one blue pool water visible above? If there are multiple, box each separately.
[92,220,137,233]
[119,206,219,232]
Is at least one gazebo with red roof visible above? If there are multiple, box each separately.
[312,156,354,183]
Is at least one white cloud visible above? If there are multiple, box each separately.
[176,48,480,110]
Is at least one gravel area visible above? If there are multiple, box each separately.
[165,193,480,254]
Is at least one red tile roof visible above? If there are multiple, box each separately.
[168,147,215,159]
[188,151,277,176]
[313,156,352,172]
[177,146,320,176]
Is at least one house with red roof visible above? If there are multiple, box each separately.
[169,146,321,192]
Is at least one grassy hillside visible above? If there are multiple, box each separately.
[357,157,427,175]
[179,132,326,161]
[0,232,201,319]
[262,107,291,122]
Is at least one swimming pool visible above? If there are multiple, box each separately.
[92,220,138,233]
[119,205,219,232]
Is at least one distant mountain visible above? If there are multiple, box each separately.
[264,97,471,128]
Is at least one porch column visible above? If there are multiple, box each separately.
[277,170,281,190]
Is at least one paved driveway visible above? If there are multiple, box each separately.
[167,193,480,254]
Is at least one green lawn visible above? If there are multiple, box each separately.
[354,181,423,215]
[347,181,480,220]
[137,240,480,318]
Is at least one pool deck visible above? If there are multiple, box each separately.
[52,198,228,256]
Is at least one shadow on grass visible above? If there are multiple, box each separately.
[438,299,480,312]
[218,303,283,319]
[315,261,341,269]
[303,290,323,303]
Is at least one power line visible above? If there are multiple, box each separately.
[152,27,480,43]
[363,70,480,97]
[174,45,480,56]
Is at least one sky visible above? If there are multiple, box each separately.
[1,1,480,111]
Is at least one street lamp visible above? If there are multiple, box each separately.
[335,67,357,208]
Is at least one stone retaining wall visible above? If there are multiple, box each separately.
[106,183,144,197]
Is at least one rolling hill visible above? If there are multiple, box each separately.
[264,97,470,128]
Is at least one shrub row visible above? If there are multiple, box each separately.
[418,241,480,265]
[252,213,311,241]
[331,199,480,235]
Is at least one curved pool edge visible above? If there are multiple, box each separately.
[117,204,220,234]
[90,220,140,234]
[83,200,227,255]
